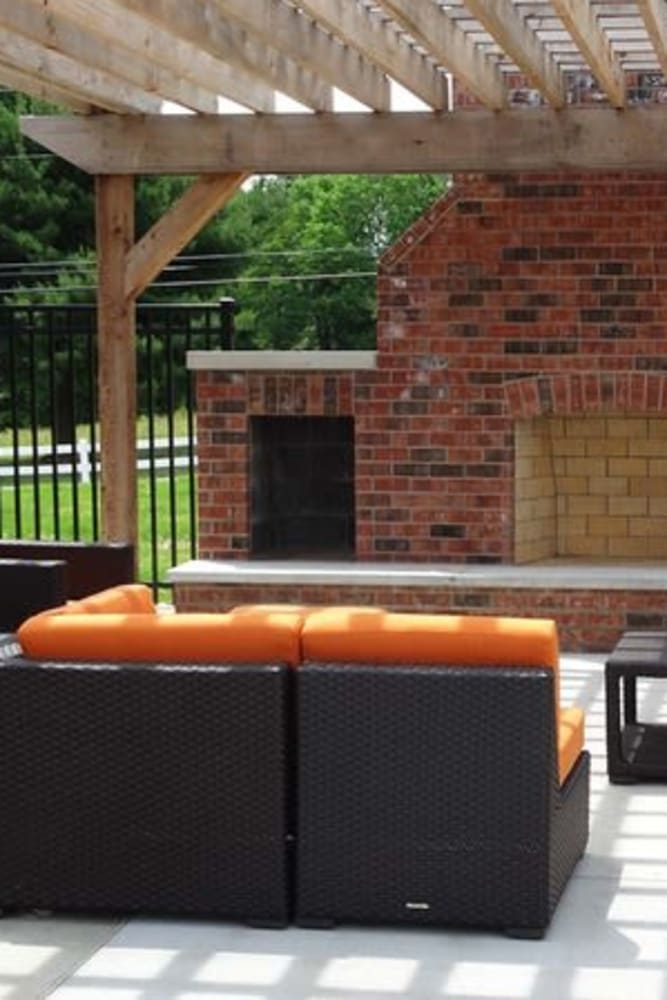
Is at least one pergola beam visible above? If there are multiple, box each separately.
[22,108,667,175]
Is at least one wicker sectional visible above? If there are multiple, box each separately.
[0,588,590,936]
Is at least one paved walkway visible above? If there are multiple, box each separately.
[2,652,667,1000]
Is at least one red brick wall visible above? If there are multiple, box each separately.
[174,580,667,653]
[197,173,667,563]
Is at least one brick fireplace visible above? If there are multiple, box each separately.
[172,172,667,650]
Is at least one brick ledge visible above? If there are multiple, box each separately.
[168,559,667,592]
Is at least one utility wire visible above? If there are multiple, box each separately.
[0,246,378,273]
[0,270,377,296]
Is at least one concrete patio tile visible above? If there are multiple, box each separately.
[0,916,123,1000]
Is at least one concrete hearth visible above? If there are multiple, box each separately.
[168,558,667,652]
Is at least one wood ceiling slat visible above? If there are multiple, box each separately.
[636,0,667,78]
[375,0,507,108]
[114,0,335,112]
[551,0,627,105]
[49,0,279,113]
[465,0,566,106]
[0,59,92,113]
[297,0,450,109]
[214,0,391,111]
[2,0,222,115]
[0,16,164,114]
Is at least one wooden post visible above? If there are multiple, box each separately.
[94,172,245,567]
[95,174,137,551]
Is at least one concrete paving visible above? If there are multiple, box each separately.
[3,652,667,1000]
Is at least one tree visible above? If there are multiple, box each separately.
[227,173,446,349]
[0,91,93,278]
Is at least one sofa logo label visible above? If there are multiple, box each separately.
[405,901,430,911]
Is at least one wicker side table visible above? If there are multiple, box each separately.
[606,631,667,783]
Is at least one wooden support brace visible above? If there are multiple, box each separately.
[95,171,246,556]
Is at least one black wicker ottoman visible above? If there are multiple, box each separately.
[606,630,667,783]
[0,657,290,924]
[296,663,589,938]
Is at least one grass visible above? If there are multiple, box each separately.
[0,411,197,598]
[0,471,196,596]
[0,410,192,448]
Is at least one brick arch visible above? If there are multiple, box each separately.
[504,372,667,419]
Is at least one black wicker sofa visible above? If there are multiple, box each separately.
[0,590,589,937]
[0,557,67,634]
[0,586,301,925]
[294,607,589,939]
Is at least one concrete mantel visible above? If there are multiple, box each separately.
[167,559,667,591]
[186,350,378,371]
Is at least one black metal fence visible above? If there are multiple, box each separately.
[0,301,233,595]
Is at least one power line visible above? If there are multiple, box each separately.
[0,246,378,274]
[0,269,377,297]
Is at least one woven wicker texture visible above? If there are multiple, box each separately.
[296,663,589,934]
[0,658,289,922]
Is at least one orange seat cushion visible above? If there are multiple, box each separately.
[17,607,303,665]
[558,707,585,786]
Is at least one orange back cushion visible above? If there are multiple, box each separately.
[17,607,303,665]
[77,583,156,614]
[302,608,559,667]
[301,608,560,697]
[38,584,155,618]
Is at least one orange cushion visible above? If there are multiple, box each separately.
[34,584,155,618]
[558,707,585,786]
[78,584,155,615]
[17,608,302,665]
[301,609,559,671]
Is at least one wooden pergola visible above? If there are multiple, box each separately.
[2,0,667,551]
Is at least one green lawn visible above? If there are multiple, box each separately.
[0,411,197,597]
[0,410,192,448]
[0,471,196,595]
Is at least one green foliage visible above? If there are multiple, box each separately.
[229,174,446,349]
[0,91,94,274]
[1,90,447,348]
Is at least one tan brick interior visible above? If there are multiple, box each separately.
[515,416,667,562]
[514,419,557,563]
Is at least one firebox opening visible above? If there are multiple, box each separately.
[250,415,355,559]
[515,415,667,564]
